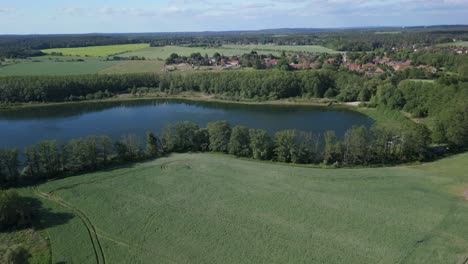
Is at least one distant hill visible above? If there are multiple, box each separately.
[2,25,468,37]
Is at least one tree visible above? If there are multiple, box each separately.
[22,147,41,181]
[36,141,61,178]
[146,132,161,158]
[249,129,273,160]
[166,53,179,64]
[228,126,251,157]
[292,131,319,164]
[276,58,291,71]
[0,148,20,185]
[0,190,31,231]
[400,123,431,161]
[117,134,141,161]
[162,122,200,152]
[374,83,405,110]
[207,121,231,153]
[445,105,468,148]
[274,130,297,163]
[101,136,111,163]
[343,126,371,165]
[194,128,209,152]
[323,131,337,164]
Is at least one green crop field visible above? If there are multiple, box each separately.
[222,44,339,54]
[118,46,275,59]
[98,60,166,74]
[41,44,149,57]
[437,41,468,48]
[23,152,468,264]
[0,58,118,76]
[119,44,337,60]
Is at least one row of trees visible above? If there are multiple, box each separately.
[0,70,343,103]
[1,120,431,188]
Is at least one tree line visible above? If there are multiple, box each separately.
[1,119,432,189]
[0,70,338,103]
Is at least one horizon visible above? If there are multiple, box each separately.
[1,0,468,34]
[2,24,468,36]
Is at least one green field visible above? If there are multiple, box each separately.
[23,152,468,263]
[222,44,339,54]
[118,46,276,59]
[0,58,118,76]
[41,44,149,57]
[98,60,166,74]
[437,41,468,48]
[119,44,337,60]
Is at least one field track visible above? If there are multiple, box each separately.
[33,187,106,264]
[29,153,468,263]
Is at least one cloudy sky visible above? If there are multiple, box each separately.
[1,0,467,34]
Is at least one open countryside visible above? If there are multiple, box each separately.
[0,44,339,76]
[1,2,468,263]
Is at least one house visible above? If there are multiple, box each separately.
[270,59,279,66]
[362,63,376,68]
[229,60,239,66]
[289,63,302,70]
[326,58,336,64]
[347,63,361,71]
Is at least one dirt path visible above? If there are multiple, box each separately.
[33,187,107,264]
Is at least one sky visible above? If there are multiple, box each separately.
[0,0,467,34]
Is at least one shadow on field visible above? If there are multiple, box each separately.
[24,197,75,230]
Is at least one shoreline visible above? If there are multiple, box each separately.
[0,92,356,110]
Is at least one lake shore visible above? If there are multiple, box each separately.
[0,92,354,110]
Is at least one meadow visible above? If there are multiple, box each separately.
[0,57,118,76]
[41,44,149,57]
[437,41,468,47]
[119,44,337,60]
[24,152,468,264]
[222,44,339,54]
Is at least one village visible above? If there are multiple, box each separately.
[165,49,445,77]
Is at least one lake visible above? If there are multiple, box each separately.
[0,99,374,150]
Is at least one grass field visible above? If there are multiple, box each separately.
[437,41,468,48]
[0,58,118,76]
[118,46,277,59]
[98,60,166,74]
[222,44,339,54]
[41,44,149,57]
[23,152,468,264]
[119,44,337,60]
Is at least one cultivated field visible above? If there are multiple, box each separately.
[28,152,468,264]
[41,44,149,57]
[437,41,468,47]
[98,60,166,74]
[0,58,118,76]
[118,46,278,59]
[119,44,337,60]
[222,44,339,54]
